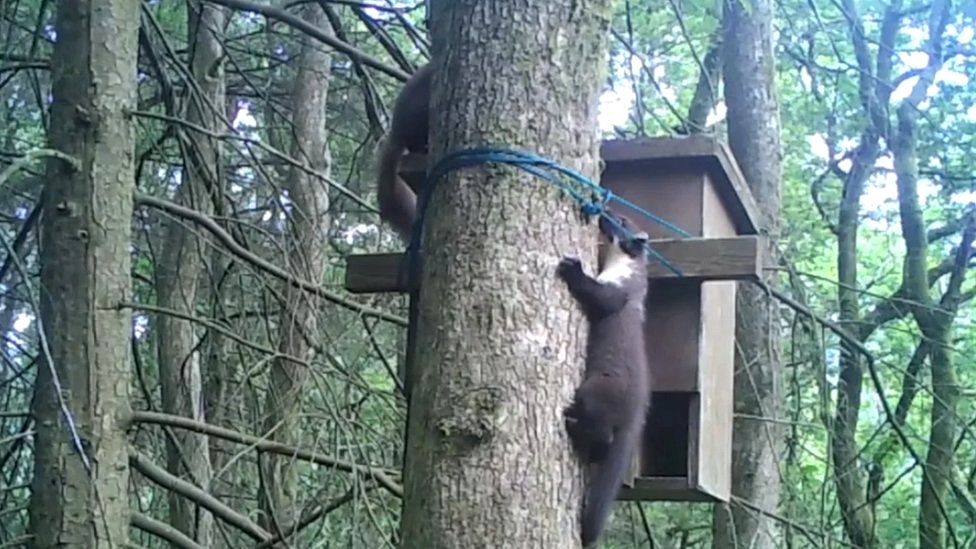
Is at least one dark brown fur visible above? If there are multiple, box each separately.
[557,214,651,547]
[376,63,433,241]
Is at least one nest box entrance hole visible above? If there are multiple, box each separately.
[643,391,692,478]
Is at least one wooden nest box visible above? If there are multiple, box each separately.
[344,136,763,503]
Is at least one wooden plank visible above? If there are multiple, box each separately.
[618,477,724,503]
[344,235,765,294]
[694,282,735,502]
[711,140,763,237]
[642,236,762,280]
[345,252,409,294]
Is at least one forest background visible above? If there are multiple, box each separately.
[0,0,974,547]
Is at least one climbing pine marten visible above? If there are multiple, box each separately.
[375,63,433,241]
[557,212,652,547]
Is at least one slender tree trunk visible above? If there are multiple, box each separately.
[204,255,236,469]
[28,0,138,546]
[895,101,967,548]
[156,2,225,544]
[398,2,613,547]
[259,4,333,536]
[887,3,961,539]
[710,0,785,546]
[683,34,722,134]
[203,238,242,549]
[825,1,904,544]
[204,99,243,549]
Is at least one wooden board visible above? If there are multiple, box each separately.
[344,235,764,294]
[694,281,735,500]
[618,477,725,503]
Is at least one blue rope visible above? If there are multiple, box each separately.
[406,146,693,280]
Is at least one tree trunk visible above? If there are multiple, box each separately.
[824,1,903,544]
[203,99,243,549]
[28,0,138,546]
[894,98,968,548]
[156,2,225,544]
[259,3,333,536]
[683,35,722,135]
[398,1,613,547]
[710,0,785,546]
[887,3,960,540]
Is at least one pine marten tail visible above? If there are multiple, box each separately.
[375,135,417,242]
[580,418,643,547]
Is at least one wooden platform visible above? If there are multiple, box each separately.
[345,235,764,294]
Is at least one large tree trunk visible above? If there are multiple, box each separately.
[398,1,613,547]
[155,2,225,544]
[710,0,785,546]
[28,0,138,546]
[258,3,333,536]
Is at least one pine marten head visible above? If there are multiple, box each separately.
[595,212,650,287]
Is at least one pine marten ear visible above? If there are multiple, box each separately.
[621,231,649,258]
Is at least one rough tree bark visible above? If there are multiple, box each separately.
[710,0,785,546]
[398,1,614,547]
[259,4,333,536]
[28,0,138,546]
[156,2,225,544]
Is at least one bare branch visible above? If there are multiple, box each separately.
[129,411,404,498]
[134,192,407,326]
[130,513,207,549]
[129,451,272,542]
[207,0,410,80]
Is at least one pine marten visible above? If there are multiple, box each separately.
[375,63,432,241]
[557,212,652,547]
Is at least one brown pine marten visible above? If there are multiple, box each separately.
[375,63,433,241]
[557,213,651,547]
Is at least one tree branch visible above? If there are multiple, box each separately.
[130,512,207,549]
[938,211,976,311]
[128,411,404,498]
[134,192,406,326]
[253,484,376,549]
[860,248,976,339]
[206,0,409,80]
[129,451,272,542]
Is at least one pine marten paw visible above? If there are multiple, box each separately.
[564,402,584,431]
[557,256,583,280]
[564,408,580,430]
[564,415,582,442]
[563,408,588,455]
